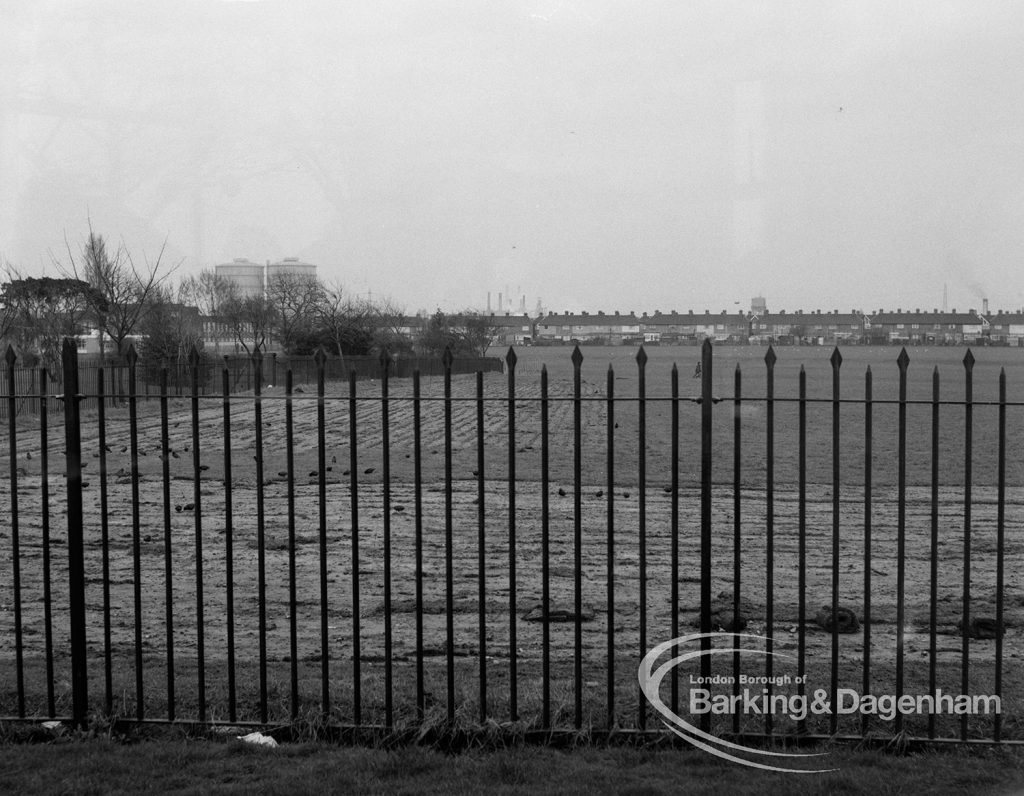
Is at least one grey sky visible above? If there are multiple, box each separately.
[2,1,1023,315]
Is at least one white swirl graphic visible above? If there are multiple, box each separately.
[637,633,837,773]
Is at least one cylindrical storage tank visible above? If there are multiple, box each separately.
[266,257,318,283]
[215,259,265,299]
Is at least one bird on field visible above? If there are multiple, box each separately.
[171,450,180,459]
[596,489,604,498]
[364,467,375,474]
[558,488,567,497]
[26,451,32,460]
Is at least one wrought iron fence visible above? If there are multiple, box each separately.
[0,338,1020,747]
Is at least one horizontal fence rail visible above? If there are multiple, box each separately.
[0,339,1021,750]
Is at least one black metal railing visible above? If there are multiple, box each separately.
[0,338,1020,747]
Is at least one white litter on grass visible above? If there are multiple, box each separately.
[42,721,62,730]
[238,731,278,748]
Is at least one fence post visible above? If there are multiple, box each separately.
[62,338,89,728]
[699,337,713,707]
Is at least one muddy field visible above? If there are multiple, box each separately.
[2,344,1023,735]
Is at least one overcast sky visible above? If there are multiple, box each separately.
[2,1,1023,315]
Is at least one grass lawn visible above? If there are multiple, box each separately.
[2,732,1024,795]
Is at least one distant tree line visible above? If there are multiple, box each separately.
[0,223,501,379]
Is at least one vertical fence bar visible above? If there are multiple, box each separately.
[285,368,298,720]
[861,366,872,737]
[96,365,113,715]
[928,367,939,739]
[348,367,361,725]
[381,351,394,727]
[670,364,680,718]
[127,346,144,721]
[763,345,775,735]
[635,346,646,731]
[443,347,455,723]
[62,339,88,727]
[732,362,742,737]
[476,369,487,723]
[5,348,24,718]
[541,364,551,728]
[506,348,518,721]
[159,366,175,721]
[413,369,424,720]
[607,363,616,728]
[895,349,909,735]
[797,365,807,735]
[995,368,1006,742]
[254,353,268,723]
[38,368,55,716]
[189,348,207,722]
[961,350,974,741]
[572,345,584,730]
[222,365,237,722]
[829,348,842,736]
[315,349,329,714]
[699,338,712,734]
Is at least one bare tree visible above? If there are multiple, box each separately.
[59,222,178,363]
[177,268,235,316]
[137,284,204,362]
[265,271,324,354]
[366,296,412,355]
[315,281,374,356]
[220,289,275,357]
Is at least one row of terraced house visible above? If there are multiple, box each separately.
[527,306,1024,346]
